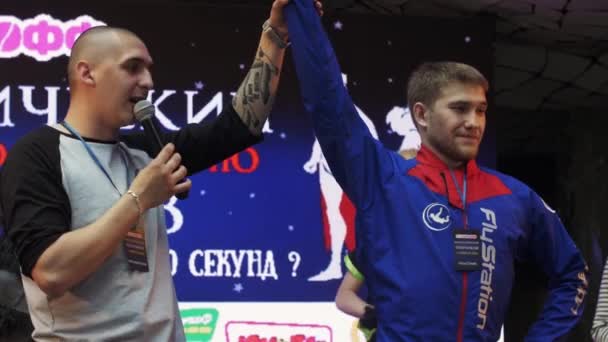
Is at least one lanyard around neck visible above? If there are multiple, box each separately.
[61,121,130,196]
[448,168,467,210]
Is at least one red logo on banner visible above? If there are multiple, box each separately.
[226,321,332,342]
[239,335,323,342]
[209,147,260,174]
[0,142,7,166]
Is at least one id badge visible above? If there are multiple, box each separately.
[453,229,481,272]
[124,217,149,272]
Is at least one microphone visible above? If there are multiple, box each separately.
[134,100,189,200]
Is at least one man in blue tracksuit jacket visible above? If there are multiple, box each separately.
[283,1,588,341]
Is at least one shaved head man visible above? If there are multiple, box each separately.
[65,27,154,140]
[0,1,323,340]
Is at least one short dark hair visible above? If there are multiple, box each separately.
[407,62,488,116]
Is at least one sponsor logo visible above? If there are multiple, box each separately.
[226,321,332,342]
[0,14,105,61]
[180,307,219,342]
[571,265,588,315]
[422,203,451,231]
[477,208,497,330]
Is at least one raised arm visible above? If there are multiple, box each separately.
[231,0,295,135]
[134,1,324,175]
[285,0,395,209]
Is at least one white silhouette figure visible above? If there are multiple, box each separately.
[386,106,421,153]
[430,207,450,225]
[304,74,379,282]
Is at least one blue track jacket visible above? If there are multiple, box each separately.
[285,2,588,341]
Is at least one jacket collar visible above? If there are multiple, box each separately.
[416,144,479,176]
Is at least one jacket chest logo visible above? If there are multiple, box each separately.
[422,203,452,231]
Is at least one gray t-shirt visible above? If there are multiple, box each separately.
[0,107,260,341]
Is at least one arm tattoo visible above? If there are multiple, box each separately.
[233,47,280,135]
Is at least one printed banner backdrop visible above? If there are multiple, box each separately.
[177,302,503,342]
[0,3,495,340]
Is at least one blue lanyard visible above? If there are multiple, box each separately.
[448,168,467,211]
[61,122,130,196]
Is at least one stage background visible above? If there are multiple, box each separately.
[0,4,495,341]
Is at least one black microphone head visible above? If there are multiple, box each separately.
[134,100,154,122]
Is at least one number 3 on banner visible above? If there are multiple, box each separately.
[164,196,184,235]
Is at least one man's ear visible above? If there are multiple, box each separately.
[412,102,429,130]
[75,61,95,86]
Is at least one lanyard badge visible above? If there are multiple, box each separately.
[448,169,481,272]
[61,122,149,272]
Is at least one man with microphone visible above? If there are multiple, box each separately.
[0,1,323,340]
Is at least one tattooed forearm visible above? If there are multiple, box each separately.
[233,42,284,135]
